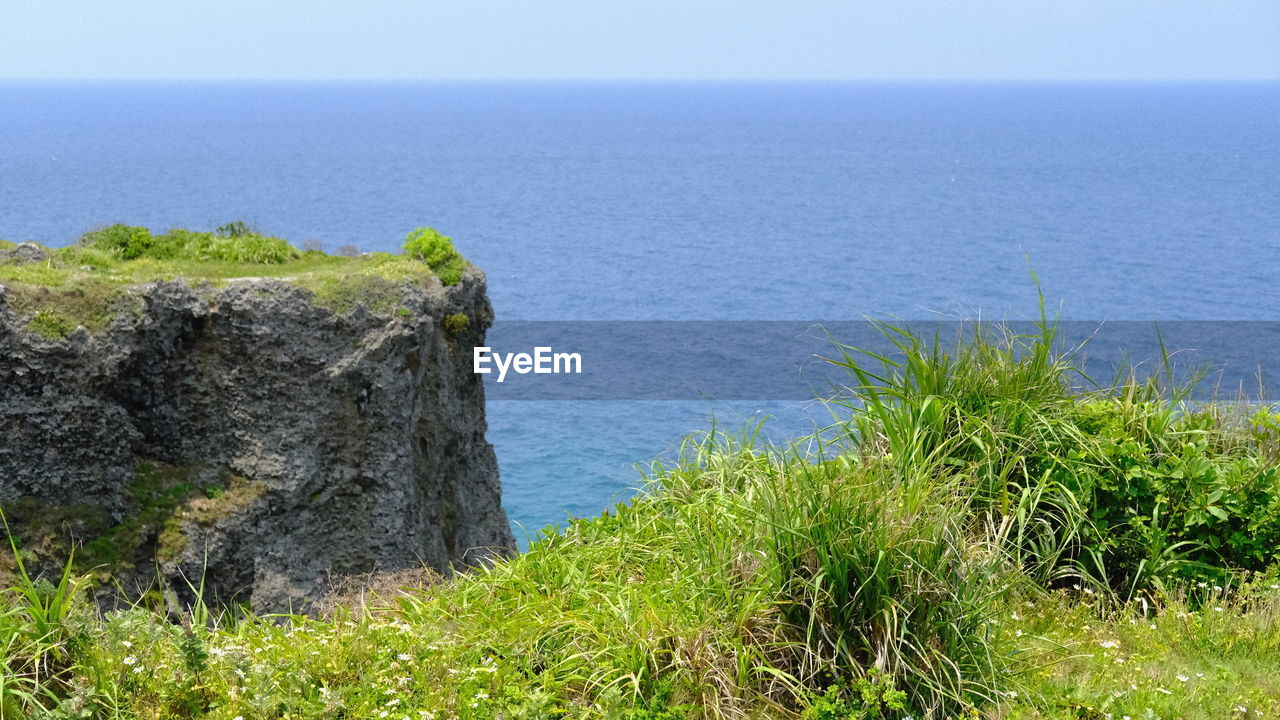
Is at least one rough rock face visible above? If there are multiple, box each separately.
[0,267,513,612]
[0,243,50,265]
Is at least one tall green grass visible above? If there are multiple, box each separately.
[823,307,1280,600]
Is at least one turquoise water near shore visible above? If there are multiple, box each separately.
[2,82,1278,541]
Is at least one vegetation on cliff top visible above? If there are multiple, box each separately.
[0,223,471,338]
[3,313,1279,719]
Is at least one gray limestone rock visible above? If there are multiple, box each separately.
[0,266,513,613]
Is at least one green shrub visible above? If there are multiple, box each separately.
[402,227,467,285]
[78,224,300,264]
[827,311,1280,599]
[1059,403,1280,592]
[81,224,155,260]
[443,312,470,337]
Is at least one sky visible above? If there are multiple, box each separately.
[0,1,1277,81]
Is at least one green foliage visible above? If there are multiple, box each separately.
[403,227,467,285]
[443,311,470,337]
[758,450,1012,714]
[826,308,1280,600]
[79,223,300,264]
[803,672,910,720]
[1074,413,1280,591]
[81,224,155,260]
[27,309,77,339]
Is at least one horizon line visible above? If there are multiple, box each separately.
[1,77,1277,84]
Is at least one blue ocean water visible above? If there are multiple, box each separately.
[2,82,1278,541]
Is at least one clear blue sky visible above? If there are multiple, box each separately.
[2,1,1277,81]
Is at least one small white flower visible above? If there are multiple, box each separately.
[1099,640,1119,649]
[1156,687,1173,695]
[122,656,136,666]
[1177,674,1189,682]
[397,653,412,661]
[121,640,133,648]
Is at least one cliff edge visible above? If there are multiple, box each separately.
[0,230,514,613]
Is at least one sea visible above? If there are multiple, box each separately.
[2,81,1278,543]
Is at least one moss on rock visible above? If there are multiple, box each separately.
[0,459,264,587]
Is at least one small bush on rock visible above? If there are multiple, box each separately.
[403,227,466,285]
[443,312,470,337]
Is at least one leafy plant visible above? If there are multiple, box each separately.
[803,671,911,719]
[81,224,155,260]
[402,227,466,285]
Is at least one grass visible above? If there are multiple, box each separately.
[2,306,1278,719]
[0,223,471,337]
[1007,583,1280,718]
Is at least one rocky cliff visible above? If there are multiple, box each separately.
[0,261,513,613]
